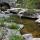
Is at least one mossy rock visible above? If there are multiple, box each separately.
[8,23,19,29]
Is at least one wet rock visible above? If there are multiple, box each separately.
[1,28,21,40]
[22,34,33,40]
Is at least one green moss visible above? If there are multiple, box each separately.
[9,23,19,29]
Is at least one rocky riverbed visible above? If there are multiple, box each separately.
[0,11,40,40]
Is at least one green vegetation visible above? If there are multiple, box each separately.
[9,35,23,40]
[0,18,5,26]
[6,22,20,29]
[0,15,40,38]
[0,16,23,40]
[0,16,20,29]
[17,0,40,9]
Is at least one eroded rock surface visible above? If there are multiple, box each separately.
[0,27,21,40]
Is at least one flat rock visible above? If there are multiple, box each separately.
[33,38,40,40]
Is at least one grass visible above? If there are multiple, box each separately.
[9,35,23,40]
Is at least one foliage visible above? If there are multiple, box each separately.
[8,23,19,29]
[17,0,40,9]
[27,9,36,15]
[9,35,23,40]
[0,18,5,26]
